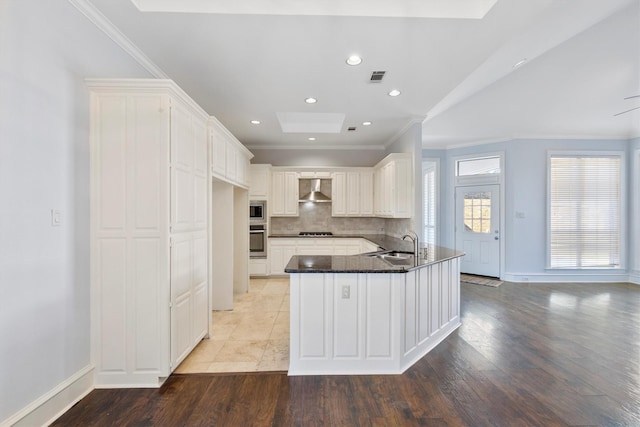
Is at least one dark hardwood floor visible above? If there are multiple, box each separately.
[52,281,640,426]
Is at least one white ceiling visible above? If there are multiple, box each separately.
[86,0,640,150]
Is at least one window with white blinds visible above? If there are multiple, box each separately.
[548,154,622,269]
[423,161,438,245]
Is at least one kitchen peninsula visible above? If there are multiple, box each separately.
[284,235,464,376]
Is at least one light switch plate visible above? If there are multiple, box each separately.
[51,209,62,226]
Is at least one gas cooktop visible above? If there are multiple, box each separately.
[298,231,333,236]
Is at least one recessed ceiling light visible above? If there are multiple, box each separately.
[346,55,362,66]
[513,58,527,69]
[305,97,318,104]
[362,121,372,126]
[308,137,316,141]
[250,120,261,125]
[388,89,401,97]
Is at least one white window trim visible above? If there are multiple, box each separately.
[422,158,440,246]
[451,151,505,278]
[453,152,504,186]
[546,150,627,270]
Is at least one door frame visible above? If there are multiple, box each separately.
[452,152,505,279]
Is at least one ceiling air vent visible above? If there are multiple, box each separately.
[370,71,386,82]
[348,127,356,131]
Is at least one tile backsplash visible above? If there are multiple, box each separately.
[270,202,415,237]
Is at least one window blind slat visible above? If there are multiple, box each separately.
[549,156,620,269]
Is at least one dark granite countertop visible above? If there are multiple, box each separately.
[284,245,464,274]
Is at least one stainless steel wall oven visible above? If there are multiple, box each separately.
[249,224,266,258]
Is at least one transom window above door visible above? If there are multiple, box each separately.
[456,156,501,176]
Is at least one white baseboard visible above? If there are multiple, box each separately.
[1,365,94,427]
[502,272,631,283]
[630,271,640,285]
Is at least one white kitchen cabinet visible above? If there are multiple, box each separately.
[225,140,237,182]
[332,170,375,217]
[249,164,271,199]
[297,239,333,255]
[210,117,252,188]
[374,153,413,218]
[88,79,209,387]
[210,125,227,177]
[331,172,347,216]
[249,258,269,276]
[271,171,299,216]
[269,240,297,275]
[268,237,381,275]
[359,170,374,216]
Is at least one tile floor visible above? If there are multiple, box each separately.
[174,277,290,374]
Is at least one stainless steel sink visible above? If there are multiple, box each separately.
[367,250,414,265]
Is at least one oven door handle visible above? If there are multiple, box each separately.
[250,230,266,233]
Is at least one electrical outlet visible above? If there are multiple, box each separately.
[341,285,350,299]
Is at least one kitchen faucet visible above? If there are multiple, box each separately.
[402,231,419,259]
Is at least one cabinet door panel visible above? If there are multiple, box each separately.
[225,140,237,181]
[96,95,127,231]
[271,172,285,215]
[210,128,226,177]
[171,103,196,231]
[284,172,299,216]
[193,119,208,176]
[359,171,374,216]
[332,172,347,216]
[194,174,207,229]
[271,172,299,216]
[171,167,194,231]
[270,245,284,275]
[346,172,360,215]
[170,235,192,367]
[171,104,193,171]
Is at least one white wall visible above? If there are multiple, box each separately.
[425,138,632,281]
[0,1,151,423]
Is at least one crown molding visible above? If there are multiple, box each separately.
[422,133,638,150]
[245,144,386,151]
[68,0,168,78]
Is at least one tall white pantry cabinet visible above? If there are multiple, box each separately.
[88,79,209,387]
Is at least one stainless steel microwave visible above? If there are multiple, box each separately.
[249,200,266,222]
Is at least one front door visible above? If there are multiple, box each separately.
[455,185,500,277]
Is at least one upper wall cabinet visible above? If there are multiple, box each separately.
[249,164,271,199]
[271,170,299,216]
[374,153,413,218]
[210,117,253,188]
[332,170,374,217]
[87,79,209,387]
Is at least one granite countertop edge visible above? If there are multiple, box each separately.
[278,234,464,274]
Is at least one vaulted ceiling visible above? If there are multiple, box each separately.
[87,0,640,150]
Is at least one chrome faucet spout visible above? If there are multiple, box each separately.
[402,232,419,258]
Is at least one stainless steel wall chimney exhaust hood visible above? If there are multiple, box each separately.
[299,178,331,203]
